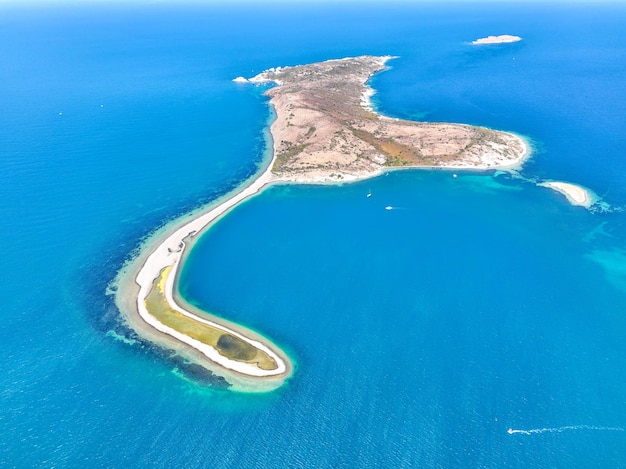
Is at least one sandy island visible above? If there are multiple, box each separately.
[538,181,593,207]
[113,55,530,392]
[472,35,522,45]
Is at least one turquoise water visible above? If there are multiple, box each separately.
[2,2,626,467]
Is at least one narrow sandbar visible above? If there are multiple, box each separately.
[114,146,293,392]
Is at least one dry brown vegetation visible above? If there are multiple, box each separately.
[252,56,526,181]
[145,268,278,371]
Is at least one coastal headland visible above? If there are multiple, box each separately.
[114,56,530,392]
[247,55,528,182]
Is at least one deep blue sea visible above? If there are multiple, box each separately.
[2,2,626,467]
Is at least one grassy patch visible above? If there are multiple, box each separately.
[145,268,278,371]
[349,127,428,166]
[274,142,310,171]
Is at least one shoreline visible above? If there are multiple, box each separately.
[256,56,530,181]
[276,130,531,184]
[112,142,531,392]
[112,55,533,392]
[113,108,297,392]
[358,58,530,172]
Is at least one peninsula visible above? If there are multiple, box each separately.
[114,56,529,392]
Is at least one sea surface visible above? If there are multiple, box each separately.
[2,2,626,467]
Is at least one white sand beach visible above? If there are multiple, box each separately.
[538,181,592,207]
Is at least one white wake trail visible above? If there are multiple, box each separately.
[508,425,625,435]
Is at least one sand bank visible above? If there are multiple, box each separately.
[538,181,592,207]
[472,35,522,45]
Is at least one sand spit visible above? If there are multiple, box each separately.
[114,153,294,392]
[538,181,593,207]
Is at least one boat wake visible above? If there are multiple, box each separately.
[508,425,624,435]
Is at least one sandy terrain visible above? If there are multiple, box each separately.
[538,181,592,207]
[251,56,528,182]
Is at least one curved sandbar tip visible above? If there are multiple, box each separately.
[538,181,593,208]
[114,55,530,392]
[147,267,288,377]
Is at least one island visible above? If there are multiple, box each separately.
[113,56,529,392]
[472,35,522,45]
